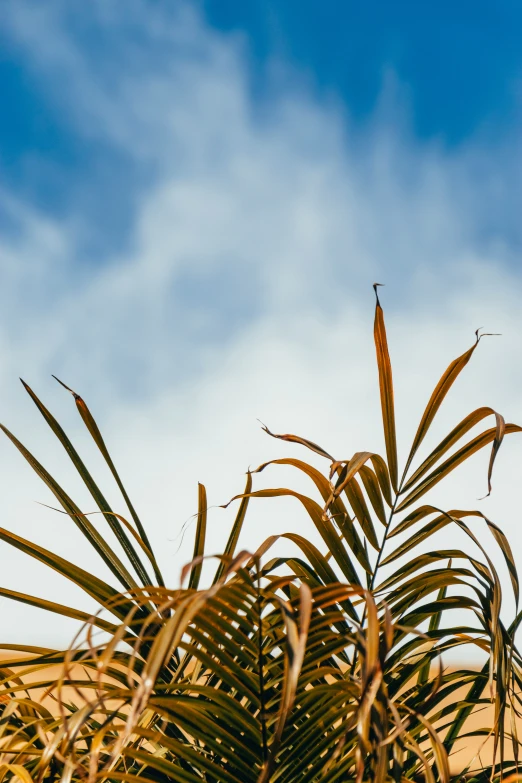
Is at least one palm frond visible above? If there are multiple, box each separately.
[1,289,521,782]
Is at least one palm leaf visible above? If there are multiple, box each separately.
[1,287,520,783]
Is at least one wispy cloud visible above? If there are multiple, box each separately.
[0,0,521,646]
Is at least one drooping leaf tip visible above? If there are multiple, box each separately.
[475,328,502,345]
[52,374,79,399]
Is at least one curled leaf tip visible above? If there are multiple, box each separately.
[373,282,384,305]
[475,328,502,345]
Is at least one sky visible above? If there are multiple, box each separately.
[1,0,522,647]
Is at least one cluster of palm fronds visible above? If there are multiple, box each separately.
[1,288,522,783]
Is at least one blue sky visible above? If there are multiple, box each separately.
[205,0,522,143]
[1,0,522,255]
[1,0,522,645]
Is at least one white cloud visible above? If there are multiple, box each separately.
[0,0,522,652]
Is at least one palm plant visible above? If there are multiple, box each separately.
[1,288,522,782]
